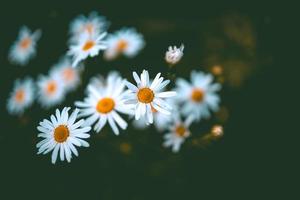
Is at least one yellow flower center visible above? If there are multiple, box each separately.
[191,88,204,102]
[116,39,128,52]
[137,88,154,103]
[54,125,69,143]
[63,68,75,82]
[82,40,95,51]
[19,37,31,49]
[15,89,25,103]
[175,125,187,137]
[96,97,115,114]
[46,81,57,95]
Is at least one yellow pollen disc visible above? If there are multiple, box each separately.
[137,88,154,104]
[82,40,95,51]
[63,68,75,82]
[175,125,186,137]
[15,89,25,103]
[191,88,204,102]
[96,98,115,114]
[54,125,69,143]
[116,39,128,52]
[46,81,57,95]
[19,37,31,49]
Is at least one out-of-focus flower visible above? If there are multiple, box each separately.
[37,73,66,108]
[67,31,107,67]
[75,73,133,135]
[165,44,184,65]
[163,114,194,153]
[87,71,120,93]
[211,125,223,138]
[36,107,91,164]
[8,26,41,66]
[7,77,35,115]
[175,71,221,121]
[69,11,109,42]
[104,28,145,60]
[124,70,176,124]
[50,57,82,92]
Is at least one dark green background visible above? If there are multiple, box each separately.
[0,1,295,199]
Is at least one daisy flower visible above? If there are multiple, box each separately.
[69,11,109,41]
[67,31,107,67]
[7,77,35,115]
[163,115,194,153]
[175,71,221,121]
[75,73,133,135]
[37,73,66,108]
[36,107,91,164]
[165,44,184,65]
[104,28,145,60]
[8,26,41,66]
[124,70,177,124]
[50,57,83,92]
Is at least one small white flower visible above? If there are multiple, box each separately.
[69,11,109,42]
[163,114,194,153]
[175,71,221,121]
[67,31,107,67]
[104,28,145,60]
[7,77,35,115]
[36,107,91,164]
[124,70,176,124]
[8,26,41,66]
[75,73,133,135]
[50,57,82,92]
[165,44,184,65]
[37,73,66,109]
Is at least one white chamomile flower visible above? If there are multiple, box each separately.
[50,57,82,92]
[7,77,35,115]
[124,70,177,124]
[8,26,41,66]
[69,11,109,41]
[175,71,221,121]
[165,44,184,65]
[104,28,145,60]
[163,114,194,153]
[37,73,66,109]
[36,107,91,164]
[67,31,107,67]
[75,73,133,135]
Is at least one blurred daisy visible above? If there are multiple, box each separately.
[165,44,184,65]
[50,57,82,92]
[8,26,41,66]
[69,11,109,41]
[104,28,145,60]
[37,74,66,108]
[7,77,35,115]
[75,73,133,135]
[36,107,91,164]
[124,70,176,124]
[86,71,120,94]
[163,115,194,153]
[175,71,221,121]
[67,31,107,67]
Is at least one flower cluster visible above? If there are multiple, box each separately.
[6,11,223,164]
